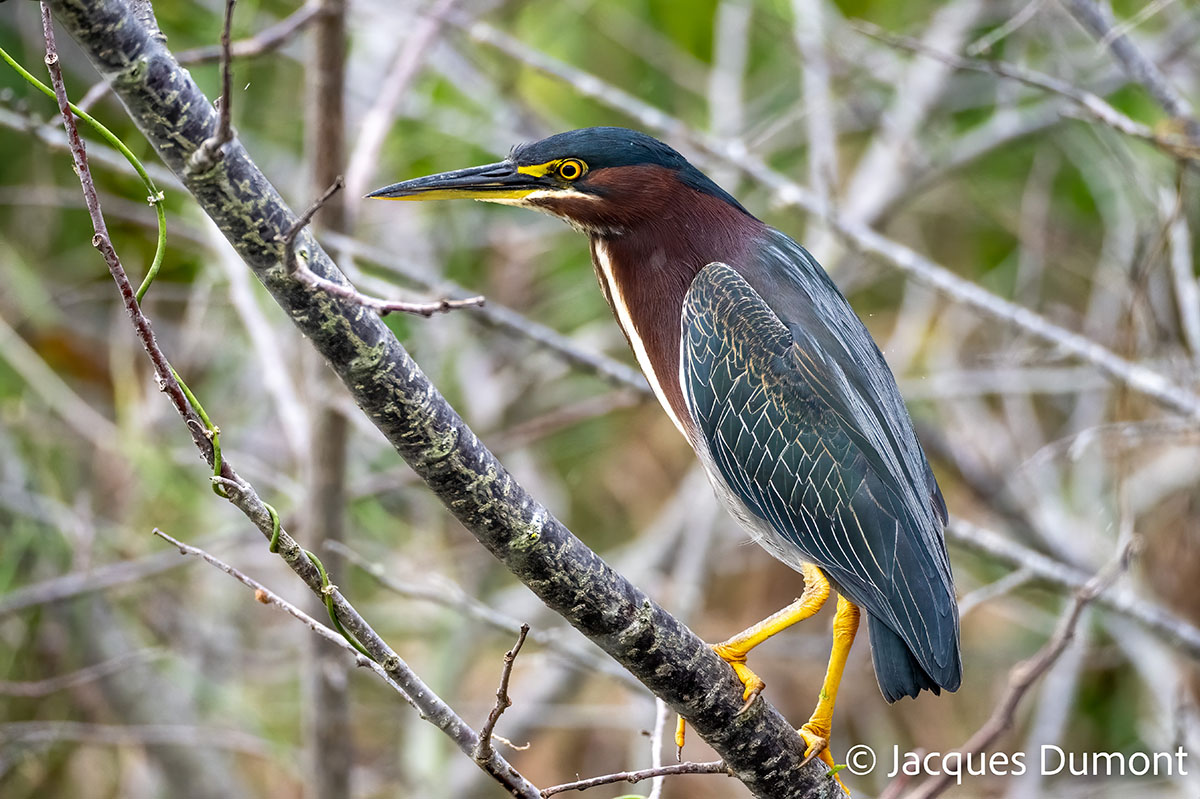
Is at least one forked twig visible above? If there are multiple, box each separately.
[474,624,530,764]
[283,177,485,317]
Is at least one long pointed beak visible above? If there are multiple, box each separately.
[366,160,548,202]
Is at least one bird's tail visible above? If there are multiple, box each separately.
[868,613,961,703]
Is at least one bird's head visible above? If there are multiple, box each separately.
[367,127,749,237]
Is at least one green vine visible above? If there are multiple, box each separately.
[1,44,166,302]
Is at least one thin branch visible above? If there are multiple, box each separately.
[188,0,237,172]
[475,624,530,765]
[541,760,730,797]
[0,542,197,620]
[967,0,1046,55]
[0,721,276,759]
[284,178,485,317]
[38,2,213,465]
[151,529,414,706]
[1064,0,1200,140]
[0,649,163,697]
[957,568,1035,619]
[947,519,1200,658]
[648,698,671,799]
[322,231,650,391]
[177,1,322,64]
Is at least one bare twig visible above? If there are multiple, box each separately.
[321,231,648,391]
[475,624,530,764]
[151,529,416,703]
[38,2,214,464]
[648,698,671,799]
[541,759,730,796]
[957,568,1035,619]
[189,0,238,172]
[967,0,1046,55]
[284,178,485,316]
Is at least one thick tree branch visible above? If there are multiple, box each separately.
[46,1,842,796]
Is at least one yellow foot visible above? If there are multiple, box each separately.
[675,643,768,753]
[799,724,849,794]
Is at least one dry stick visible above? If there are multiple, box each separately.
[475,624,530,765]
[966,0,1046,55]
[37,1,212,471]
[46,3,843,795]
[1064,0,1200,140]
[189,0,237,172]
[449,13,1200,419]
[541,760,731,797]
[39,8,538,795]
[284,178,485,317]
[904,544,1132,799]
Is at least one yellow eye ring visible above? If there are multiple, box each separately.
[557,159,586,181]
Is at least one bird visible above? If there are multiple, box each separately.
[368,126,961,776]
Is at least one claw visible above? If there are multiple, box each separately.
[798,724,849,793]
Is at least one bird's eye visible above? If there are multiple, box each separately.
[557,159,586,181]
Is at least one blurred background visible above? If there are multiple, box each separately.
[2,0,1199,797]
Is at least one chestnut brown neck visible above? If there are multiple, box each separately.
[586,176,765,440]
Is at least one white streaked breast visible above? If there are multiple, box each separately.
[593,241,689,439]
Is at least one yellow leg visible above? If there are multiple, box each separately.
[676,563,831,750]
[799,594,860,793]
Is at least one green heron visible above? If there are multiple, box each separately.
[369,127,961,773]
